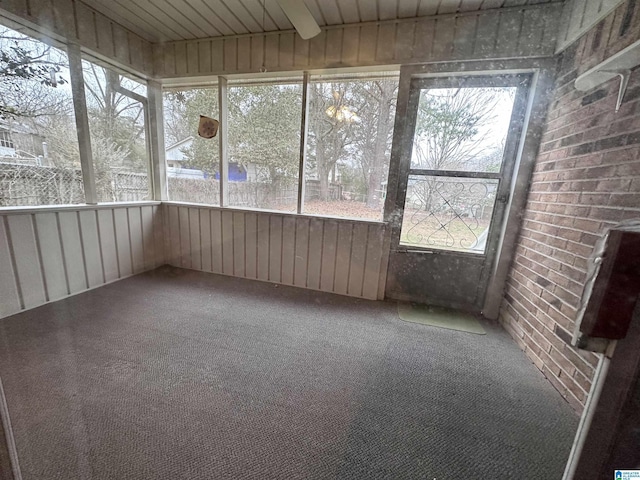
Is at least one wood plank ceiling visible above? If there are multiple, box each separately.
[79,0,559,42]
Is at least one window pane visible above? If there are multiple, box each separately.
[163,87,220,205]
[228,79,302,212]
[411,87,517,173]
[400,175,498,254]
[0,27,84,206]
[82,61,150,202]
[305,72,399,221]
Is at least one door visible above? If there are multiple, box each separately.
[385,74,530,311]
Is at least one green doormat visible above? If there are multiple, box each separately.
[397,303,486,335]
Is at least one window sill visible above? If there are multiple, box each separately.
[0,201,161,215]
[162,201,387,226]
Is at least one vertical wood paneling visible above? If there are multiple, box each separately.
[129,33,144,72]
[264,34,279,69]
[95,14,115,58]
[281,216,296,285]
[75,2,98,50]
[52,0,76,38]
[97,209,119,282]
[347,224,368,297]
[156,205,167,267]
[164,43,177,77]
[0,219,20,317]
[333,223,352,295]
[278,33,295,68]
[233,211,245,277]
[58,211,86,294]
[293,217,309,288]
[362,226,385,300]
[306,218,323,290]
[200,209,212,272]
[189,208,202,270]
[294,35,310,67]
[453,15,478,59]
[325,28,343,65]
[221,210,234,274]
[199,40,212,72]
[7,215,46,308]
[175,41,188,76]
[518,8,545,57]
[128,207,145,274]
[211,209,223,274]
[413,19,435,61]
[320,220,338,292]
[257,214,270,281]
[224,37,238,72]
[2,0,28,18]
[358,25,378,63]
[0,205,163,320]
[237,36,251,71]
[309,30,326,67]
[341,26,360,65]
[113,24,130,65]
[141,206,156,271]
[32,0,54,35]
[244,213,257,279]
[187,41,199,74]
[178,206,191,268]
[114,208,133,277]
[250,35,264,71]
[394,22,416,62]
[34,213,67,301]
[474,12,499,57]
[78,210,103,287]
[496,10,524,57]
[375,23,397,62]
[268,215,283,283]
[161,206,390,300]
[168,205,180,267]
[211,38,224,70]
[432,17,456,60]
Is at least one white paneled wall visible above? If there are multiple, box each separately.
[0,203,164,319]
[157,4,562,78]
[556,0,625,52]
[163,203,387,300]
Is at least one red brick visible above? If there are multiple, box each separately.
[499,1,640,414]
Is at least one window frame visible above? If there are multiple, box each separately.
[162,68,400,223]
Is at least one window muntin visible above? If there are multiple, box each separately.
[163,87,220,205]
[82,60,150,203]
[0,26,84,206]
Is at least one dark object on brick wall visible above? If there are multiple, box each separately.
[579,229,640,340]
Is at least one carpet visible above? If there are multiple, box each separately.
[0,266,577,479]
[397,303,487,335]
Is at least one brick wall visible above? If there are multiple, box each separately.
[499,0,640,413]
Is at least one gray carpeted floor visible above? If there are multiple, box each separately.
[0,266,578,479]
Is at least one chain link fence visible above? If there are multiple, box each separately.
[0,162,85,206]
[0,162,345,208]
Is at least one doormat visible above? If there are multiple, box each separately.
[397,303,486,335]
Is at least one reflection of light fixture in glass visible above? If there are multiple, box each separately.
[325,105,360,123]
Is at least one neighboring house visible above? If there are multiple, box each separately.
[165,136,256,181]
[0,121,47,165]
[165,136,193,168]
[0,129,15,157]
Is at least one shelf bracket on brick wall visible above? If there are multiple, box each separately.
[575,39,640,112]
